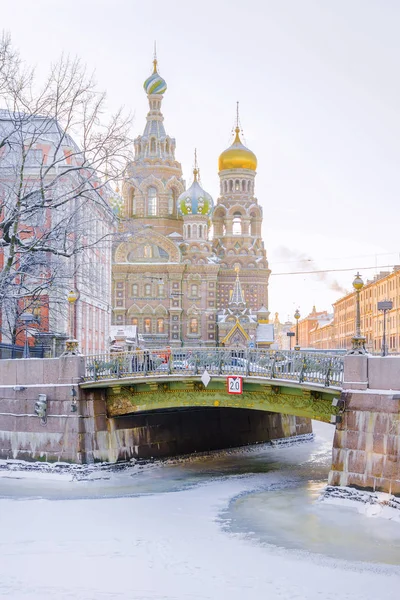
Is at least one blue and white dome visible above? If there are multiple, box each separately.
[178,170,214,217]
[143,59,167,95]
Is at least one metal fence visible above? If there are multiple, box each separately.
[84,348,344,388]
[0,342,45,359]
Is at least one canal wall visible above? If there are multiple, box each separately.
[329,355,400,496]
[0,356,311,463]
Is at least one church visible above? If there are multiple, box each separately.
[111,56,272,349]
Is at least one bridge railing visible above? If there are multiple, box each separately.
[83,348,344,388]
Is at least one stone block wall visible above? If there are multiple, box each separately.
[328,355,400,496]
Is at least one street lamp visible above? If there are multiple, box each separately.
[294,309,300,351]
[378,300,393,356]
[20,312,35,358]
[348,272,366,355]
[64,290,80,355]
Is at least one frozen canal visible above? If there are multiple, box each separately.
[0,421,399,599]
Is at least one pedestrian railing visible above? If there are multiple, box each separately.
[84,348,344,388]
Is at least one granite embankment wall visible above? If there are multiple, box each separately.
[329,355,400,496]
[0,356,311,463]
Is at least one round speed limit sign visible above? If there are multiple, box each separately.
[227,376,243,395]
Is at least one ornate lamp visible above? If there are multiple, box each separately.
[348,273,366,355]
[64,290,80,355]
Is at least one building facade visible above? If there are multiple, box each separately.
[0,110,114,355]
[112,58,272,348]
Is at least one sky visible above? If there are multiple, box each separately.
[1,0,400,322]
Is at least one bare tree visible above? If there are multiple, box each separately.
[0,34,131,344]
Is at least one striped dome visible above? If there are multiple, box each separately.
[143,59,167,95]
[178,171,213,217]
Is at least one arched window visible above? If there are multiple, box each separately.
[232,212,242,236]
[158,283,164,296]
[144,284,151,296]
[165,140,169,154]
[157,318,165,333]
[191,284,198,297]
[242,180,246,191]
[147,187,157,216]
[144,318,151,333]
[131,317,138,327]
[130,189,136,216]
[198,225,202,238]
[187,224,191,238]
[168,189,175,215]
[190,318,198,334]
[247,180,251,192]
[235,180,240,191]
[192,224,198,238]
[229,180,233,191]
[132,284,138,297]
[150,138,156,154]
[144,245,152,258]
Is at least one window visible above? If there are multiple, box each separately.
[145,284,151,296]
[187,224,191,238]
[150,138,156,153]
[144,318,151,333]
[147,187,158,216]
[132,284,138,296]
[158,283,164,296]
[198,225,202,238]
[131,318,138,327]
[168,189,175,215]
[235,180,240,191]
[144,245,152,258]
[190,318,198,334]
[232,213,242,235]
[157,318,165,333]
[191,284,198,297]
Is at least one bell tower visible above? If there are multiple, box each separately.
[212,105,270,317]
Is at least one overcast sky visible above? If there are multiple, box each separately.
[2,0,400,322]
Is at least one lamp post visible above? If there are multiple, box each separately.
[294,309,300,351]
[348,272,366,355]
[378,300,393,356]
[20,312,35,358]
[64,290,80,355]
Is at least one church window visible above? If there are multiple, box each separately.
[232,213,242,235]
[235,180,240,191]
[150,138,156,154]
[131,317,138,327]
[198,225,202,238]
[192,224,197,238]
[187,224,191,238]
[158,283,164,296]
[147,187,158,216]
[247,180,251,192]
[157,318,165,333]
[190,318,198,334]
[132,284,138,296]
[168,189,175,214]
[144,284,151,296]
[191,284,198,297]
[144,245,153,258]
[229,180,233,192]
[166,140,169,154]
[242,180,246,191]
[144,318,151,333]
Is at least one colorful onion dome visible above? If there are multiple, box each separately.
[143,58,167,95]
[218,127,257,171]
[178,169,214,217]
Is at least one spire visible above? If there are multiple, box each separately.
[153,41,158,73]
[193,148,199,181]
[230,266,246,305]
[234,101,241,142]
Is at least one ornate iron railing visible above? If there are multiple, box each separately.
[84,348,344,388]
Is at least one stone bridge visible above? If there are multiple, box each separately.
[0,349,399,496]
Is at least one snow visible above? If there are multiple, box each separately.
[0,423,399,599]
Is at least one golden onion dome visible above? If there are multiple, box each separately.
[218,127,257,172]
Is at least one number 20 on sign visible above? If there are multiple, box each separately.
[227,376,243,395]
